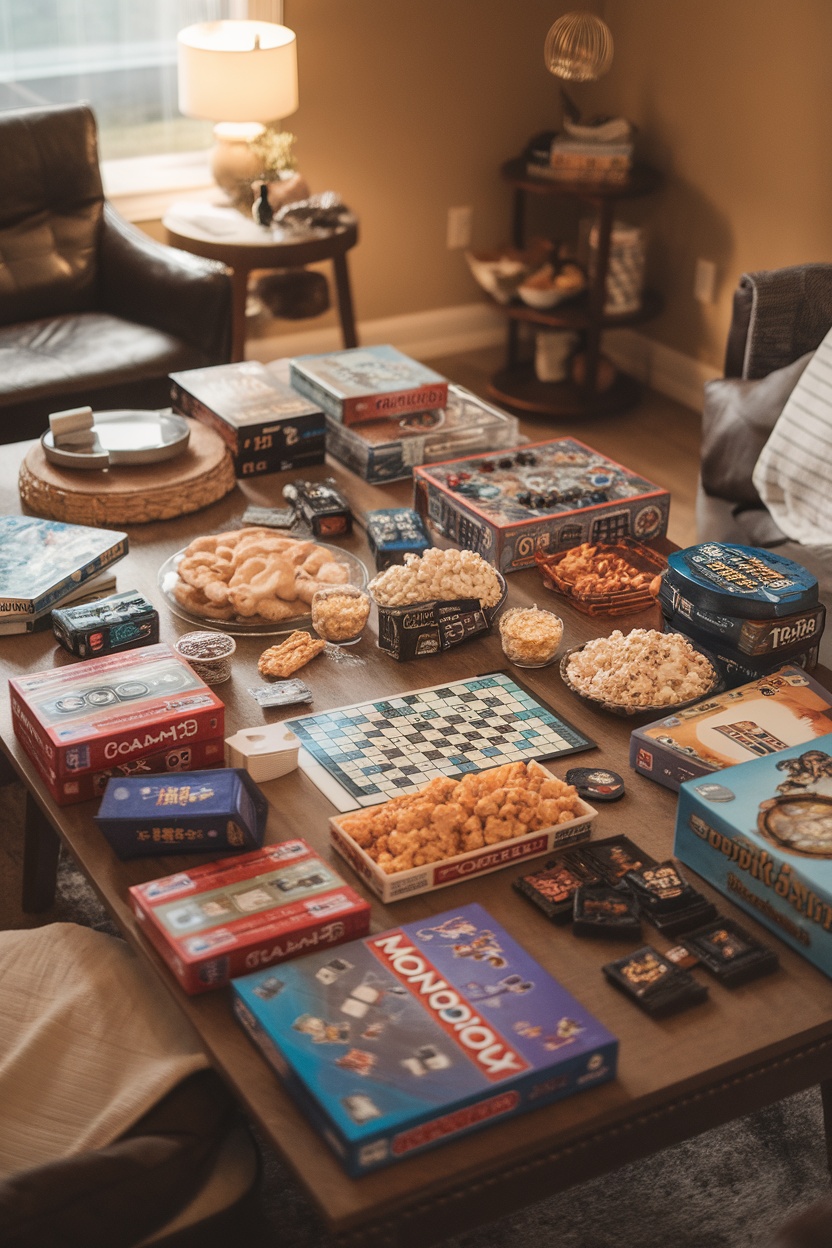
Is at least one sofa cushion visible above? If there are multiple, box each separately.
[701,352,811,505]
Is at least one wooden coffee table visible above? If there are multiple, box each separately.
[4,442,832,1247]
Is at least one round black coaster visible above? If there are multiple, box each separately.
[566,766,625,802]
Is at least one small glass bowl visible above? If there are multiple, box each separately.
[311,585,371,645]
[499,606,564,668]
[174,630,237,685]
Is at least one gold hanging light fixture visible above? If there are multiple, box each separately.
[544,11,614,82]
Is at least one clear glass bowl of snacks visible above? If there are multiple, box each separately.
[311,585,371,645]
[559,628,722,717]
[499,606,564,668]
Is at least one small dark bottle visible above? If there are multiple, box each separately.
[253,183,273,227]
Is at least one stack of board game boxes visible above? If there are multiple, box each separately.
[0,516,128,635]
[656,543,825,687]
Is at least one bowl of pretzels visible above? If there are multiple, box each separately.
[159,526,368,634]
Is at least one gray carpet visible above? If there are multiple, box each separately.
[4,782,831,1247]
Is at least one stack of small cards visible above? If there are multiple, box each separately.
[603,947,708,1018]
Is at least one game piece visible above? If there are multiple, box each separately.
[663,945,700,969]
[258,631,327,679]
[128,840,370,994]
[95,768,267,859]
[513,853,596,924]
[283,478,353,538]
[572,883,642,940]
[581,835,656,883]
[681,918,780,987]
[365,507,431,570]
[233,902,618,1174]
[413,437,670,575]
[287,670,595,811]
[242,505,297,530]
[52,589,158,658]
[603,946,709,1017]
[225,724,300,783]
[248,680,313,708]
[566,766,625,802]
[623,861,700,914]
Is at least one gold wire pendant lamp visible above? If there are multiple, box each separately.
[544,11,614,82]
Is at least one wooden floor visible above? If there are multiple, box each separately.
[427,345,701,549]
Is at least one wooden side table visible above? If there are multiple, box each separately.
[163,201,360,363]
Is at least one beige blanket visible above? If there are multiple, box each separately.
[0,923,209,1175]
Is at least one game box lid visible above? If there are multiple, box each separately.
[170,359,323,429]
[232,902,617,1172]
[664,544,818,620]
[0,515,128,618]
[290,345,448,424]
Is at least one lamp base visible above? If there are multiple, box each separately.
[210,122,266,206]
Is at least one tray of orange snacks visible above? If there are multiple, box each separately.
[535,540,667,617]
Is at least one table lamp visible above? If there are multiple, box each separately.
[543,11,613,82]
[177,19,298,201]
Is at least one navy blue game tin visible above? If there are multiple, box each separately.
[664,544,818,620]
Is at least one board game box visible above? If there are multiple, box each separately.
[52,590,159,658]
[674,732,832,977]
[232,902,618,1173]
[630,665,832,792]
[413,439,670,574]
[0,515,128,620]
[51,736,225,805]
[130,840,370,994]
[289,345,448,426]
[10,643,225,804]
[170,358,325,477]
[95,768,268,859]
[324,385,520,482]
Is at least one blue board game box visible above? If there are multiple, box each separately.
[96,768,267,859]
[674,732,832,977]
[233,902,617,1174]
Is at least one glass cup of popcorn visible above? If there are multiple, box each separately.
[311,585,371,645]
[499,606,564,668]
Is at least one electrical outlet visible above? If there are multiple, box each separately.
[694,258,717,304]
[447,205,473,250]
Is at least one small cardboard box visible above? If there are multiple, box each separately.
[674,732,832,977]
[414,438,669,574]
[52,589,159,658]
[232,902,617,1174]
[289,344,448,426]
[374,576,506,661]
[96,768,267,859]
[130,840,371,994]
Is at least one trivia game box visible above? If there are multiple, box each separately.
[96,768,268,859]
[233,902,617,1174]
[10,643,225,805]
[413,438,670,574]
[674,733,832,977]
[631,666,832,792]
[130,839,370,994]
[289,345,448,426]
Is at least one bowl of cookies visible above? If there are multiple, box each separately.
[159,528,368,634]
[368,547,507,660]
[560,627,722,717]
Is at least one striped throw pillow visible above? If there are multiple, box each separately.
[752,329,832,545]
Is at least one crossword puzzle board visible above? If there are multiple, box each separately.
[286,671,595,811]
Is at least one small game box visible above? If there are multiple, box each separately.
[631,665,832,792]
[289,345,449,426]
[658,579,826,657]
[95,768,268,859]
[52,589,159,658]
[663,544,819,620]
[130,840,370,994]
[365,508,431,571]
[663,616,820,688]
[170,358,325,477]
[674,732,832,977]
[324,385,520,483]
[53,736,225,805]
[10,643,225,805]
[232,902,617,1173]
[413,439,670,574]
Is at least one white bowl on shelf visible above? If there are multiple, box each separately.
[518,262,586,310]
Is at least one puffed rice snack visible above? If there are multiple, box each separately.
[564,628,716,708]
[368,547,502,608]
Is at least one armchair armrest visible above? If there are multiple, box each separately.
[98,204,232,363]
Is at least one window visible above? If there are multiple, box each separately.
[0,0,278,159]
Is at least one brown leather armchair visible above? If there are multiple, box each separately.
[0,102,233,442]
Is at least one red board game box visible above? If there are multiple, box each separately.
[50,737,225,805]
[10,643,225,804]
[130,840,371,994]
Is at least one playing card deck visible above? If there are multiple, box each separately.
[573,884,642,940]
[681,919,779,987]
[603,946,709,1017]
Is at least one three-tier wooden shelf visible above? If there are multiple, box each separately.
[487,157,663,419]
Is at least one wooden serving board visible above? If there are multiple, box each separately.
[18,421,238,525]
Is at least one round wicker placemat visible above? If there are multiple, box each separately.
[18,421,237,525]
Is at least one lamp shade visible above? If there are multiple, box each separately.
[544,12,614,82]
[177,20,298,123]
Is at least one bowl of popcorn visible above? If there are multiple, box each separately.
[560,627,721,717]
[368,547,507,660]
[499,606,564,667]
[311,585,371,645]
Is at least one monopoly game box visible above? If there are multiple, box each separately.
[130,840,370,994]
[233,902,617,1173]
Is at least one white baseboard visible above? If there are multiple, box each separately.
[247,301,717,413]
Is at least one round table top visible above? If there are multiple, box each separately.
[163,199,358,255]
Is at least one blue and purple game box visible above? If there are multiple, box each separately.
[233,902,617,1174]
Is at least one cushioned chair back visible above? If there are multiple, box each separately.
[0,103,103,328]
